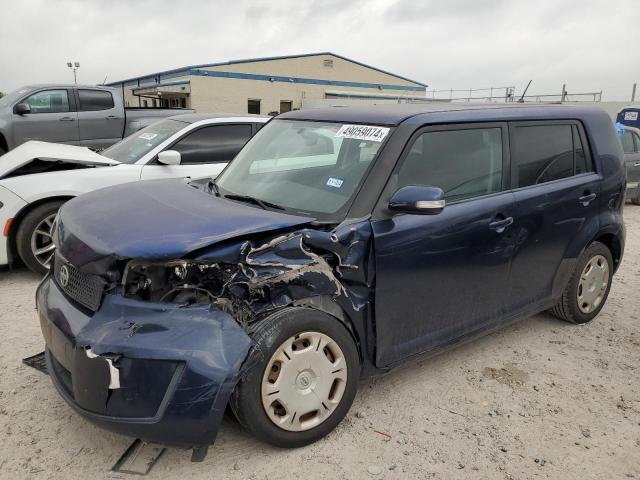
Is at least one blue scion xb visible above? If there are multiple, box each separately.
[37,104,625,460]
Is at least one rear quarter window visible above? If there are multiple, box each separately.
[78,89,114,111]
[512,123,593,188]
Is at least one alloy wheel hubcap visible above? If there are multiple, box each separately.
[577,254,609,314]
[30,213,57,269]
[261,331,347,432]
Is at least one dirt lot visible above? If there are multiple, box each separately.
[1,209,639,480]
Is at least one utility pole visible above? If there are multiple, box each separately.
[632,83,637,102]
[561,84,567,102]
[67,62,80,84]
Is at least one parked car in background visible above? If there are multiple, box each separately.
[36,104,625,460]
[617,106,640,130]
[621,125,640,204]
[0,84,194,155]
[0,113,268,273]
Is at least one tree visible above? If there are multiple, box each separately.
[0,91,4,99]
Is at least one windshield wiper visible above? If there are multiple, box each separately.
[223,194,286,211]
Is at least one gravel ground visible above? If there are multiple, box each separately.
[1,209,639,480]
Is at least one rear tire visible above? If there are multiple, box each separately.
[16,201,65,275]
[549,241,613,324]
[230,308,359,448]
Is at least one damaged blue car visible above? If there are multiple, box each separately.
[37,104,625,460]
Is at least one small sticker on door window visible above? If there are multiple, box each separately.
[138,133,158,140]
[624,111,639,121]
[335,125,390,143]
[326,176,344,189]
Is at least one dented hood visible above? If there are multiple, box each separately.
[0,140,119,178]
[57,178,314,267]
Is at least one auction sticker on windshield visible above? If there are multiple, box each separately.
[335,125,390,142]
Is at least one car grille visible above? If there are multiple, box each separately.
[53,254,106,312]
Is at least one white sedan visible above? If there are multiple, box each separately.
[0,113,268,273]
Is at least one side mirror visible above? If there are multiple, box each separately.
[157,150,182,165]
[389,185,445,215]
[14,103,31,115]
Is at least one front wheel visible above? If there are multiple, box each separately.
[230,308,360,448]
[549,241,613,324]
[16,201,65,275]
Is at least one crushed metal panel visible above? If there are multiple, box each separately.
[22,351,48,375]
[112,439,166,475]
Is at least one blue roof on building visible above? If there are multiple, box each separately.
[105,52,427,88]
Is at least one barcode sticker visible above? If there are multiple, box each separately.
[335,125,390,143]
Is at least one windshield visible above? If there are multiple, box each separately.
[215,119,389,220]
[0,87,33,109]
[101,119,187,163]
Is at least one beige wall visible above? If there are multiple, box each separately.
[190,75,421,114]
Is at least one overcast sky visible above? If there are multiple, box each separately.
[1,0,638,101]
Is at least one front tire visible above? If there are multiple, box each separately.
[16,201,65,275]
[549,241,613,324]
[230,308,360,448]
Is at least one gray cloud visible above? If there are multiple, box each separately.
[0,0,638,100]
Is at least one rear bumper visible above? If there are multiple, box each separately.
[36,275,252,448]
[625,182,639,200]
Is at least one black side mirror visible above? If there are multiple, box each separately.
[14,103,31,115]
[389,185,445,215]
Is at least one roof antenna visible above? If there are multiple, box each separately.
[102,75,108,85]
[518,80,532,103]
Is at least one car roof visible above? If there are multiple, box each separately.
[167,113,270,123]
[278,103,610,126]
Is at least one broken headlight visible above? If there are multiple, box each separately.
[122,260,225,303]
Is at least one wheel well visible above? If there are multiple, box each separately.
[594,233,621,271]
[0,133,8,153]
[7,196,73,265]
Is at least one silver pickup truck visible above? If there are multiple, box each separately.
[0,84,193,155]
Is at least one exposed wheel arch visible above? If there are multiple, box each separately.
[289,297,364,365]
[7,196,74,266]
[593,232,622,272]
[0,133,8,155]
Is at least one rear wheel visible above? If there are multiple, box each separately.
[16,201,65,275]
[549,241,613,324]
[230,308,359,448]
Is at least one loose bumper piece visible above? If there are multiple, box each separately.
[37,276,252,448]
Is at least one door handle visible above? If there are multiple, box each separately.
[105,116,120,120]
[489,216,514,233]
[634,162,640,167]
[578,193,597,206]
[59,117,75,122]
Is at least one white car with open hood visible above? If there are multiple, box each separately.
[0,113,268,273]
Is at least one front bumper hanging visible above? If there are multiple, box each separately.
[36,275,252,449]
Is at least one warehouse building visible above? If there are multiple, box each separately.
[105,52,427,114]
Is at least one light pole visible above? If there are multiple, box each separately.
[67,62,80,84]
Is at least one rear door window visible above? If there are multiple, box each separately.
[78,89,114,111]
[396,127,504,202]
[171,124,253,164]
[512,124,591,187]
